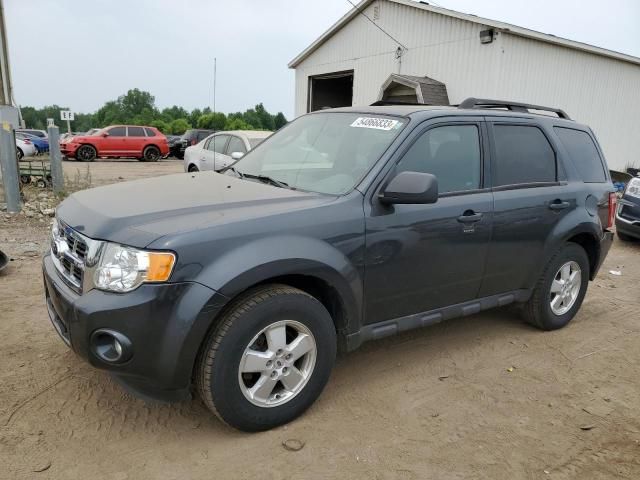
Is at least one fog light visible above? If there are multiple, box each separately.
[90,329,133,364]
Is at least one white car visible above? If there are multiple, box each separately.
[184,130,272,173]
[16,137,37,160]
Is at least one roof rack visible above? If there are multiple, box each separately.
[458,97,571,120]
[370,100,429,106]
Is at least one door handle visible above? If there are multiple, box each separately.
[457,210,483,223]
[549,200,570,210]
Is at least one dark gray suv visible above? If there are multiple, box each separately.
[43,99,615,431]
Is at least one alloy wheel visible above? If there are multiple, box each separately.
[549,260,581,315]
[238,320,317,408]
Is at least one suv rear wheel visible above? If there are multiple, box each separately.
[142,145,161,162]
[523,243,589,330]
[196,284,336,431]
[76,145,97,162]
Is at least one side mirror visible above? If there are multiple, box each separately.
[101,132,109,137]
[230,151,244,160]
[379,171,438,205]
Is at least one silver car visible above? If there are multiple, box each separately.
[183,130,272,172]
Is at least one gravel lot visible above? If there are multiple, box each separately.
[2,159,640,479]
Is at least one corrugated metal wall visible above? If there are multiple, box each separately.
[294,0,640,170]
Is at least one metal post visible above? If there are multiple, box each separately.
[47,125,63,194]
[66,118,71,134]
[0,121,20,212]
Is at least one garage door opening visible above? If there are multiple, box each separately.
[308,71,353,112]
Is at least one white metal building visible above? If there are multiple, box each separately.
[289,0,640,171]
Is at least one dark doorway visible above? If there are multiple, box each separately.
[308,71,353,112]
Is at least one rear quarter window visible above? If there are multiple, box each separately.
[554,127,607,183]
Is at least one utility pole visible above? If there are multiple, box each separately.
[213,58,217,115]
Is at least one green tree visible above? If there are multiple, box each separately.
[150,119,170,133]
[274,112,287,130]
[255,103,275,130]
[197,112,226,130]
[169,118,191,135]
[224,117,253,131]
[162,105,189,121]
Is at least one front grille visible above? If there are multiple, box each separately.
[51,220,101,293]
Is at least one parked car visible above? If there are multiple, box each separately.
[165,134,181,151]
[60,125,169,161]
[43,99,615,432]
[171,129,214,159]
[615,175,640,241]
[16,132,49,154]
[184,130,272,172]
[17,128,47,139]
[16,136,37,160]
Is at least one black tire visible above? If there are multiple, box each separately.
[143,145,161,162]
[196,284,336,432]
[17,148,23,160]
[188,164,199,172]
[76,144,97,162]
[617,232,637,242]
[36,178,47,188]
[20,175,31,185]
[523,243,589,331]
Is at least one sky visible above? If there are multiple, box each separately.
[6,0,640,120]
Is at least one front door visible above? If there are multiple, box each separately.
[364,120,493,325]
[201,134,229,171]
[100,126,127,155]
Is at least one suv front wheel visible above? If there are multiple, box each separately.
[523,243,589,330]
[196,284,336,431]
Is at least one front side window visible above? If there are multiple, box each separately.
[554,127,606,183]
[396,125,481,193]
[107,126,126,136]
[128,126,145,137]
[492,125,556,186]
[227,136,246,154]
[231,112,406,195]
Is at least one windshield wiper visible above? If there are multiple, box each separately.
[224,166,244,178]
[243,173,290,189]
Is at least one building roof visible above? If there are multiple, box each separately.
[288,0,640,68]
[379,74,450,105]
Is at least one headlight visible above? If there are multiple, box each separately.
[94,243,176,293]
[625,177,640,199]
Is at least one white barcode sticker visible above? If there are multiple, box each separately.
[350,117,400,131]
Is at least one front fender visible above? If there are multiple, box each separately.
[193,235,363,332]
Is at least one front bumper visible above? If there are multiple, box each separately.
[43,253,227,401]
[60,143,79,158]
[615,198,640,239]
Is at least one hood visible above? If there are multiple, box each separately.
[57,172,334,247]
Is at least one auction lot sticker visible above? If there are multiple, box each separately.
[350,117,400,131]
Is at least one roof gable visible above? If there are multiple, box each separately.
[289,0,640,68]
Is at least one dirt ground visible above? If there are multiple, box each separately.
[2,159,640,479]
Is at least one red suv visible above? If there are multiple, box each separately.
[61,125,169,162]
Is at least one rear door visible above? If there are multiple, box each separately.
[478,119,579,297]
[126,126,147,156]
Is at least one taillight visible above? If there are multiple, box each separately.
[24,139,32,144]
[607,192,616,229]
[191,139,196,145]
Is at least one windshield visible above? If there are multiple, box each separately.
[229,112,406,194]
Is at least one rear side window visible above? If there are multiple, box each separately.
[396,124,481,193]
[492,125,556,186]
[554,127,606,183]
[144,128,156,137]
[128,126,145,137]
